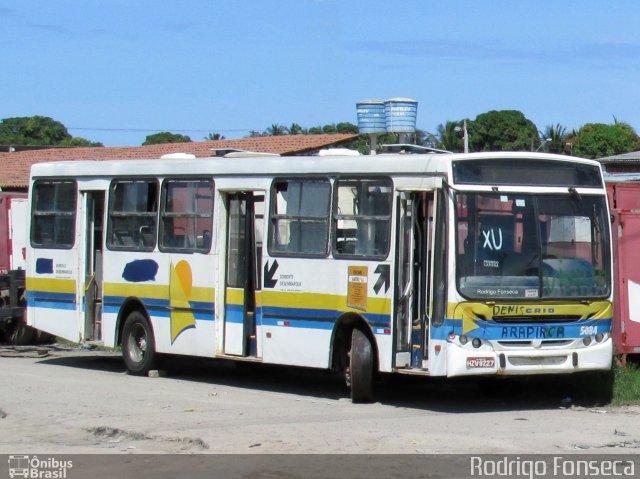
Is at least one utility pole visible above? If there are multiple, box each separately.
[463,119,469,153]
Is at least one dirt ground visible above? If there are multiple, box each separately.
[1,345,639,455]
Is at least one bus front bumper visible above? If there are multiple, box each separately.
[445,338,613,377]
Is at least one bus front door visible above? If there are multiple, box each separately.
[223,192,264,357]
[394,191,434,369]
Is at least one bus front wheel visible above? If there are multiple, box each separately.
[122,311,157,375]
[348,328,374,403]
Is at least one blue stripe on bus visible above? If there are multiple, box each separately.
[104,295,213,309]
[261,305,390,327]
[261,316,335,331]
[102,301,171,317]
[193,311,215,321]
[103,299,215,321]
[104,303,215,322]
[430,318,612,340]
[27,299,77,311]
[224,307,245,324]
[190,300,214,310]
[26,291,76,303]
[104,296,214,310]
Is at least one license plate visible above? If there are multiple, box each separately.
[467,357,495,368]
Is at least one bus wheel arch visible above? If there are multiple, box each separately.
[117,299,157,375]
[330,314,378,403]
[116,298,148,346]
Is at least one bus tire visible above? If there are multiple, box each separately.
[349,328,374,403]
[586,367,614,406]
[122,311,156,375]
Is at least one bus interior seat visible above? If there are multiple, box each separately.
[139,226,154,248]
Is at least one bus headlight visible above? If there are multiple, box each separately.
[472,338,482,349]
[459,335,468,345]
[583,336,593,346]
[595,333,604,343]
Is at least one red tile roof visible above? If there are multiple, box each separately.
[0,134,358,188]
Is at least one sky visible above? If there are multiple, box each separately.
[2,0,640,147]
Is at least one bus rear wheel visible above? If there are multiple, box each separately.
[122,311,156,375]
[348,328,374,403]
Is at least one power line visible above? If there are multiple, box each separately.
[67,127,255,134]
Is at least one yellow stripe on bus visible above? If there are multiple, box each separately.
[225,287,245,305]
[104,282,167,299]
[104,282,214,302]
[26,277,76,294]
[261,290,392,315]
[188,286,215,303]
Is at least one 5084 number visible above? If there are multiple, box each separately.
[580,326,598,336]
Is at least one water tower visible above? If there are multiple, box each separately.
[356,100,386,154]
[384,98,418,144]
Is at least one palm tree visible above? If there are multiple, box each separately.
[542,124,567,154]
[289,123,305,135]
[436,121,465,152]
[206,132,225,141]
[264,124,289,136]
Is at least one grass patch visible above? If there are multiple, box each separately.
[613,362,640,406]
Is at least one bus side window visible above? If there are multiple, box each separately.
[333,178,392,259]
[159,179,214,253]
[31,181,77,249]
[107,180,158,252]
[269,178,330,257]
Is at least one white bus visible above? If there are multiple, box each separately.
[26,151,614,402]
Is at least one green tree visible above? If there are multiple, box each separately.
[346,132,399,154]
[206,132,225,140]
[264,124,288,136]
[0,115,100,147]
[288,123,305,135]
[143,132,192,145]
[436,120,466,152]
[470,110,539,152]
[348,136,370,154]
[572,122,640,159]
[59,137,103,147]
[336,122,358,134]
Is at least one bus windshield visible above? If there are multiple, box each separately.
[456,192,611,300]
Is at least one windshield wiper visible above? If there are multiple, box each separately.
[568,187,586,214]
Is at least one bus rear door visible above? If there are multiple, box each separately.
[222,191,264,357]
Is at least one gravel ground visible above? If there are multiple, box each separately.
[1,345,639,455]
